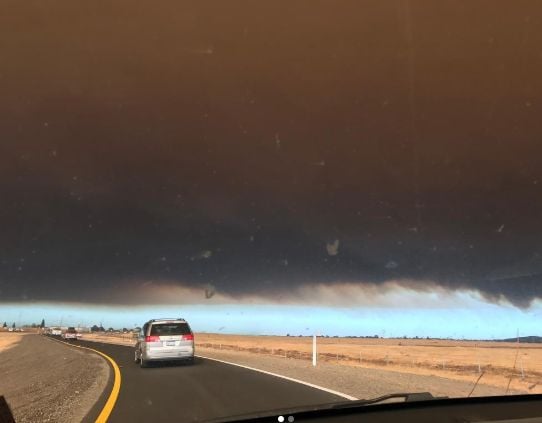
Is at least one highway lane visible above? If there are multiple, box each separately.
[76,340,345,422]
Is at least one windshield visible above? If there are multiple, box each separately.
[1,1,542,422]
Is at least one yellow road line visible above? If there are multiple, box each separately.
[45,336,121,423]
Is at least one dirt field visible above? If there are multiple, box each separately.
[83,332,136,346]
[0,332,24,353]
[195,333,542,394]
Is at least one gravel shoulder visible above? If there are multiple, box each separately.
[197,346,525,400]
[0,334,110,423]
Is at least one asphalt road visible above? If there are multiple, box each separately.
[76,340,344,422]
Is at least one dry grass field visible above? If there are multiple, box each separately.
[0,332,23,353]
[195,333,542,394]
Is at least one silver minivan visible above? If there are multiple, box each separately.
[134,318,195,367]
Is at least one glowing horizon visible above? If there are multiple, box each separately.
[2,292,540,339]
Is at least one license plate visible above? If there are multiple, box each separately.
[165,341,176,346]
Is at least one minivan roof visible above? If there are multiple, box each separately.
[148,318,186,323]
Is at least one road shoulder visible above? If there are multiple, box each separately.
[0,334,110,423]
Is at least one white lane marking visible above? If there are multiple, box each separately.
[196,354,358,401]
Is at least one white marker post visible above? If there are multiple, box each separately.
[312,334,317,367]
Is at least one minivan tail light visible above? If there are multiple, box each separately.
[145,335,160,342]
[183,334,194,341]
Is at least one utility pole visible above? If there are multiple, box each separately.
[312,334,317,367]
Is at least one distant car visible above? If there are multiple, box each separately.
[62,327,78,340]
[50,327,62,336]
[8,328,13,332]
[134,318,194,367]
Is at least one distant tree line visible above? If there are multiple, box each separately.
[89,325,139,333]
[287,333,381,338]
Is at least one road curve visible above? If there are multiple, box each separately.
[75,340,344,422]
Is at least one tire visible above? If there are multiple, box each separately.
[140,357,149,368]
[186,357,195,365]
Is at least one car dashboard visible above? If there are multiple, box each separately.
[211,394,542,423]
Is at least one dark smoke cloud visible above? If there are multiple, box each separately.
[2,1,542,307]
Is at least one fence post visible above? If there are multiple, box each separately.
[520,358,525,379]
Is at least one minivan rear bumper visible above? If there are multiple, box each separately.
[143,347,194,361]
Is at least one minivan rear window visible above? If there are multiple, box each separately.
[150,323,191,336]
